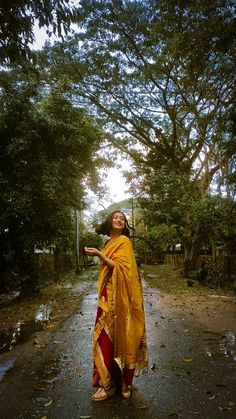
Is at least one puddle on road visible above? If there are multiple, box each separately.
[0,320,44,354]
[0,304,52,354]
[0,359,15,382]
[35,304,52,322]
[204,330,236,361]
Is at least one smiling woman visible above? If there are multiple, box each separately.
[84,210,148,401]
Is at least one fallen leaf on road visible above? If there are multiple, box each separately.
[183,358,192,362]
[79,416,92,419]
[215,382,227,387]
[43,400,52,407]
[208,395,216,400]
[33,343,42,349]
[33,338,42,349]
[218,405,233,412]
[168,411,179,417]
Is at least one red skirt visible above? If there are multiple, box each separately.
[93,285,134,390]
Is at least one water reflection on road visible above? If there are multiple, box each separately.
[204,330,236,361]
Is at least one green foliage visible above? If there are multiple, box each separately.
[148,224,178,252]
[44,0,235,204]
[0,0,77,64]
[202,259,226,288]
[138,177,236,259]
[80,230,103,251]
[0,69,104,268]
[46,0,235,179]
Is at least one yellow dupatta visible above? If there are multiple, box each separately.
[97,235,148,372]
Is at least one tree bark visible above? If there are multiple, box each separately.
[183,243,199,278]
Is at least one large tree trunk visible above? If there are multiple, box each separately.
[183,243,199,278]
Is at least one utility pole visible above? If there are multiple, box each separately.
[131,197,135,247]
[75,209,81,274]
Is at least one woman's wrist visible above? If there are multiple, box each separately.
[101,254,108,264]
[101,255,115,268]
[104,256,109,265]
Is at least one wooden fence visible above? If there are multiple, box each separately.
[164,253,236,280]
[0,252,74,292]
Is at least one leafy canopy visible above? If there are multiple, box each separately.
[0,0,76,64]
[0,70,104,261]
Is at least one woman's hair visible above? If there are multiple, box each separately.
[95,210,131,237]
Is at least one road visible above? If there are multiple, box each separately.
[0,266,236,419]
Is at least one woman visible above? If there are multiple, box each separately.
[84,210,147,402]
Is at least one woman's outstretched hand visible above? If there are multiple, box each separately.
[84,247,115,269]
[84,246,101,257]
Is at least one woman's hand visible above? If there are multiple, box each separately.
[84,247,115,269]
[84,246,101,257]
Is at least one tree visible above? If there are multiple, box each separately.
[45,0,234,178]
[0,68,104,278]
[0,0,76,64]
[41,0,235,275]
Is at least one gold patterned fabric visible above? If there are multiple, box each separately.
[93,235,148,388]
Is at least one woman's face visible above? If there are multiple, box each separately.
[111,212,126,233]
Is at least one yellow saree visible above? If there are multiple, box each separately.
[93,235,147,389]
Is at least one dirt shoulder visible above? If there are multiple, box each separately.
[141,264,236,335]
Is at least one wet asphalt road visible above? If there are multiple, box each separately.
[0,269,236,419]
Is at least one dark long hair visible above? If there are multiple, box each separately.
[95,210,131,237]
